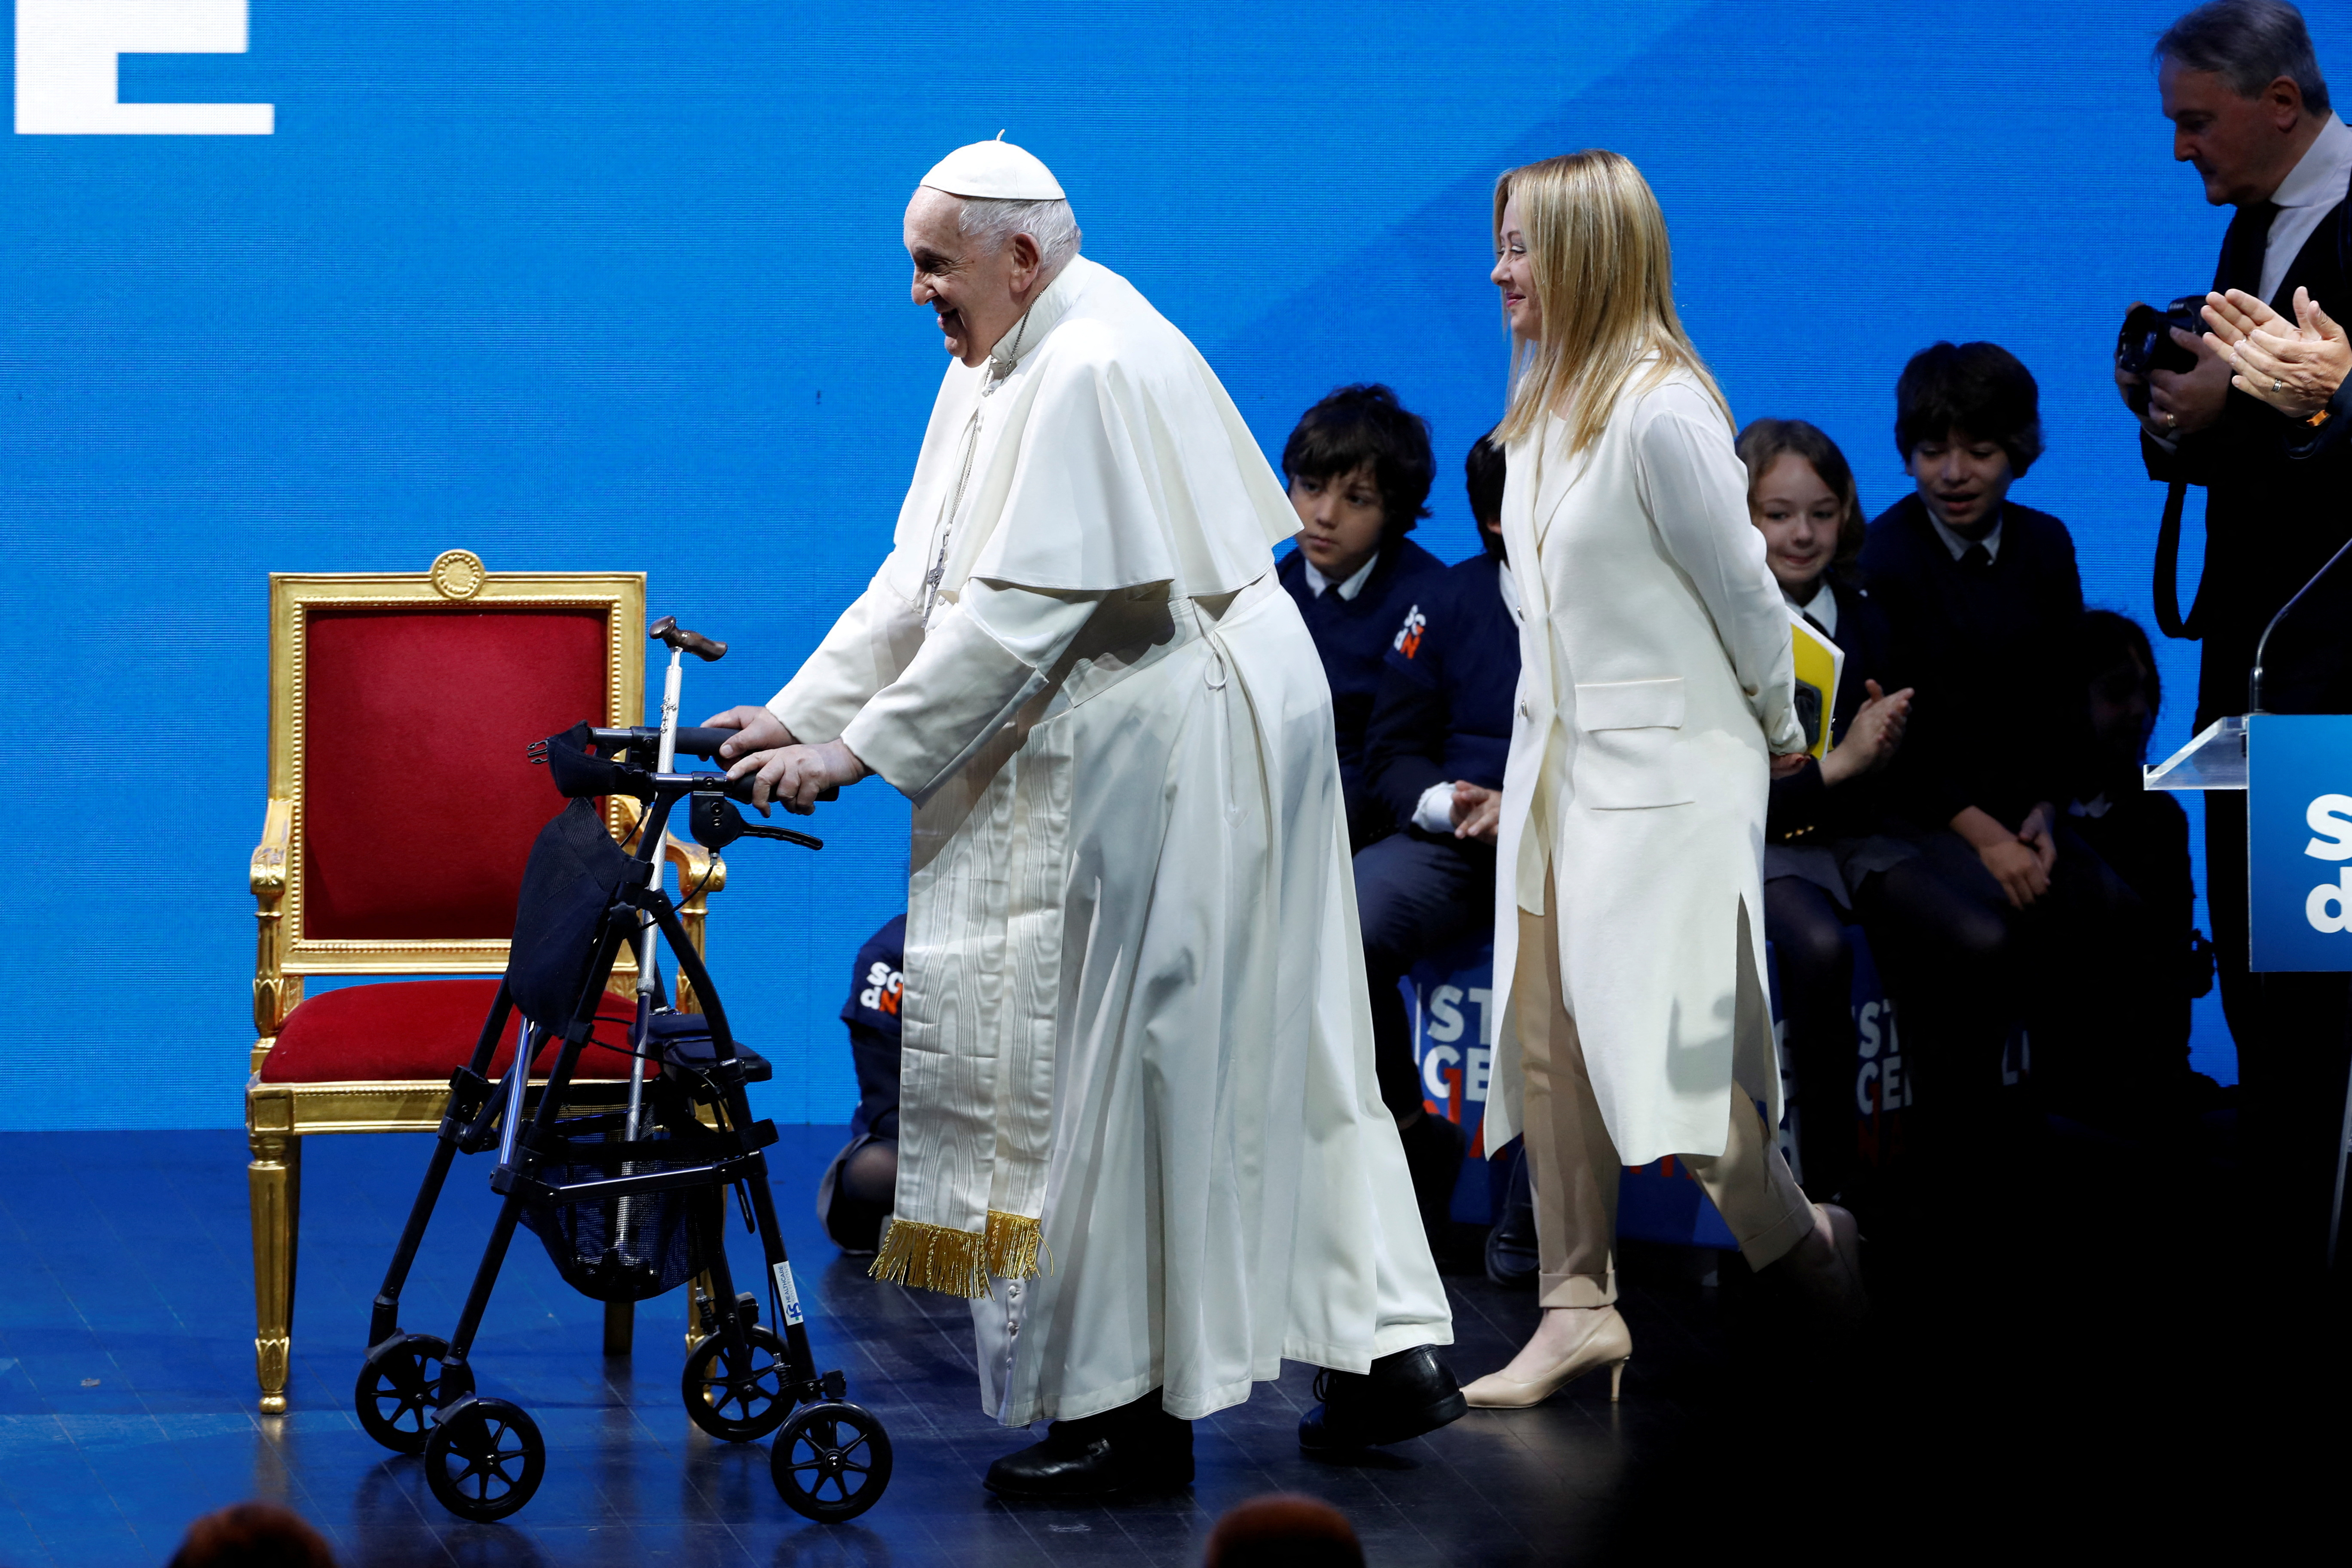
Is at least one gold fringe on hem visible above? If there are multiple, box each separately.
[868,1210,1046,1298]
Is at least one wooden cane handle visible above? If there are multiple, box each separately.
[649,615,728,662]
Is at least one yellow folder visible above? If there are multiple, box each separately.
[1789,609,1845,761]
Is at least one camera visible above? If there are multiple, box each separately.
[2116,295,2206,411]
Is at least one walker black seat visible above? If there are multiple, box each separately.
[654,1011,772,1083]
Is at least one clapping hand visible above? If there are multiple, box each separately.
[1819,680,1914,787]
[2201,287,2351,420]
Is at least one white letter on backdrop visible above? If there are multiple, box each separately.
[2310,870,2352,936]
[16,0,272,134]
[2306,794,2352,862]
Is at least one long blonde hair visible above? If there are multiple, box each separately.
[1492,150,1730,453]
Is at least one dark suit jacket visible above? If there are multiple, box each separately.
[2144,170,2352,721]
[1857,495,2086,832]
[1765,568,1904,844]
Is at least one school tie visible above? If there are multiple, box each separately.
[1959,543,1993,573]
[2218,199,2280,298]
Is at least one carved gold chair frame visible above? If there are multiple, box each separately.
[245,550,724,1412]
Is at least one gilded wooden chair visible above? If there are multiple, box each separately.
[245,550,724,1412]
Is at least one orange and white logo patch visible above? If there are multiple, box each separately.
[860,960,903,1017]
[1393,605,1427,660]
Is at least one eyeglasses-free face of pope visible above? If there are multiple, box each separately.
[902,185,1049,369]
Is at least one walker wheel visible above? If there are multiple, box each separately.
[770,1400,891,1522]
[681,1323,791,1442]
[354,1334,474,1455]
[423,1396,546,1523]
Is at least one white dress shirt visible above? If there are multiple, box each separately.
[1301,550,1379,600]
[1926,508,2002,564]
[2260,114,2352,306]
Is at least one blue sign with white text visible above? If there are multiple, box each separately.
[2248,715,2352,973]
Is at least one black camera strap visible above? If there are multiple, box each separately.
[2153,475,2201,639]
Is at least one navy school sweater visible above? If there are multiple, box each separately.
[1361,551,1521,834]
[1277,537,1446,842]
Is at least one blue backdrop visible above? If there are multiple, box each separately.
[8,0,2335,1128]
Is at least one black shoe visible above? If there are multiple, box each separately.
[1484,1140,1538,1289]
[1398,1112,1466,1240]
[983,1390,1193,1499]
[1298,1345,1467,1450]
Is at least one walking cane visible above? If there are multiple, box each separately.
[613,617,728,1270]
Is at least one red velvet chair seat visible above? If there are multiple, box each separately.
[260,978,643,1084]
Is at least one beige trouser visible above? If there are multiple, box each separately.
[1516,881,1815,1309]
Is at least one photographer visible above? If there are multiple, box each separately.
[2119,0,2352,1277]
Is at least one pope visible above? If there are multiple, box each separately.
[704,137,1460,1498]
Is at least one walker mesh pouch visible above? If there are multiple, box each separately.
[519,1146,706,1303]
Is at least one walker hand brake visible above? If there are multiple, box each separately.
[689,791,823,851]
[735,820,824,848]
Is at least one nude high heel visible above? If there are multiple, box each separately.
[1459,1306,1633,1409]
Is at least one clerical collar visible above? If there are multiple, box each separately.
[1303,551,1380,600]
[1926,503,2001,564]
[984,255,1090,387]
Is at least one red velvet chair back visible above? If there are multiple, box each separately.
[303,608,608,940]
[270,556,643,977]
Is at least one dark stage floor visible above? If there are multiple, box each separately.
[0,1125,2333,1566]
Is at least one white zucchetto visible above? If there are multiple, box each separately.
[919,134,1066,201]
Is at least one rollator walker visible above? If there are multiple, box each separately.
[352,619,890,1524]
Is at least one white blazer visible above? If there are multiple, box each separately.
[1485,366,1802,1166]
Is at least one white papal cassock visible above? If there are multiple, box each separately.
[767,254,1452,1426]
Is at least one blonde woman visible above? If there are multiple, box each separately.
[1464,152,1866,1409]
